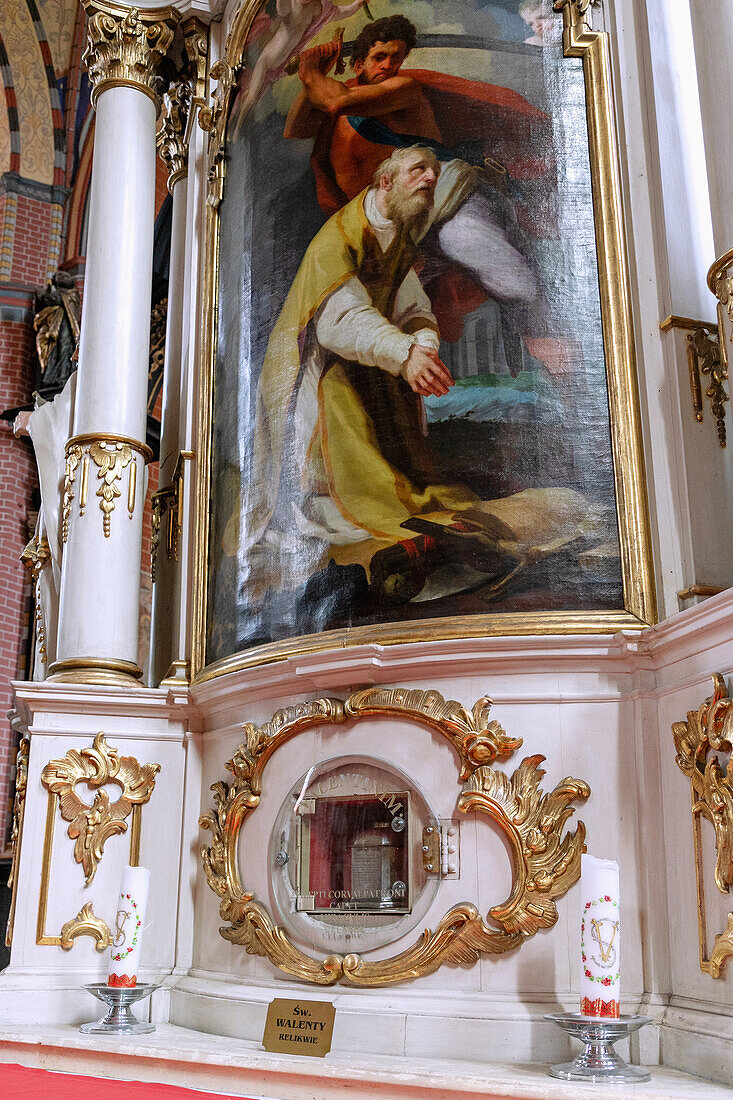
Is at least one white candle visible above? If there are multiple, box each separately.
[580,854,620,1017]
[108,866,151,987]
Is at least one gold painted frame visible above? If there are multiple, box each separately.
[200,688,590,985]
[191,0,655,684]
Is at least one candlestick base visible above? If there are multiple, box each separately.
[80,983,158,1034]
[545,1012,651,1083]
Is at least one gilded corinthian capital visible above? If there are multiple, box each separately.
[82,1,180,109]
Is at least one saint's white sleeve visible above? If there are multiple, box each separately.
[315,274,438,376]
[392,268,440,352]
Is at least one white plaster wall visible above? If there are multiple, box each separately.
[0,685,197,1025]
[177,639,653,1066]
[602,0,733,610]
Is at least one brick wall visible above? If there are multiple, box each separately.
[9,197,52,284]
[0,313,38,848]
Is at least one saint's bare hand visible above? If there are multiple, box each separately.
[404,345,454,397]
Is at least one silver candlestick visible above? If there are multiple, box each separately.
[545,1012,651,1083]
[80,982,159,1035]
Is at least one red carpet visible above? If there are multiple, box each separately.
[0,1062,265,1099]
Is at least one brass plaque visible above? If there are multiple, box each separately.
[262,998,335,1057]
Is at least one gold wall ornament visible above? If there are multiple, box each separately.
[678,585,725,602]
[687,327,727,446]
[21,535,51,662]
[59,902,113,952]
[5,736,30,946]
[199,58,236,208]
[81,1,180,109]
[40,732,160,885]
[149,296,167,403]
[200,689,589,986]
[708,248,733,451]
[151,486,173,582]
[708,247,733,333]
[182,17,209,103]
[672,673,733,978]
[63,434,153,539]
[659,315,728,446]
[151,450,191,582]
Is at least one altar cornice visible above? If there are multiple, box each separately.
[11,681,202,734]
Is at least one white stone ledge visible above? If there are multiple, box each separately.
[0,1023,722,1100]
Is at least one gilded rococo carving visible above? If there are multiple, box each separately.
[659,316,728,448]
[673,673,733,978]
[81,1,180,108]
[158,79,192,189]
[20,535,51,663]
[199,58,235,208]
[5,736,30,946]
[60,902,113,952]
[200,688,590,986]
[157,19,209,191]
[41,732,160,885]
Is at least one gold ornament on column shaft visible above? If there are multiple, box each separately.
[199,59,235,208]
[63,434,153,540]
[81,1,180,109]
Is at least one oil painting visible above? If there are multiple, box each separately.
[205,0,639,663]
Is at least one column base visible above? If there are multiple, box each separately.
[46,658,143,685]
[159,660,190,687]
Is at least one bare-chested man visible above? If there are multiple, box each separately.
[285,16,442,203]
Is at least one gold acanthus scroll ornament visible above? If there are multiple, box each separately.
[60,902,112,952]
[41,732,160,885]
[673,674,733,978]
[200,688,590,986]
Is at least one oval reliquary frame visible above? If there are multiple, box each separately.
[200,687,590,985]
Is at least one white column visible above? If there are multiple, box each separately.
[690,0,733,258]
[149,163,188,686]
[147,33,207,686]
[51,3,178,683]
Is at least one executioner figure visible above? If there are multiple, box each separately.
[284,14,566,367]
[230,146,597,612]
